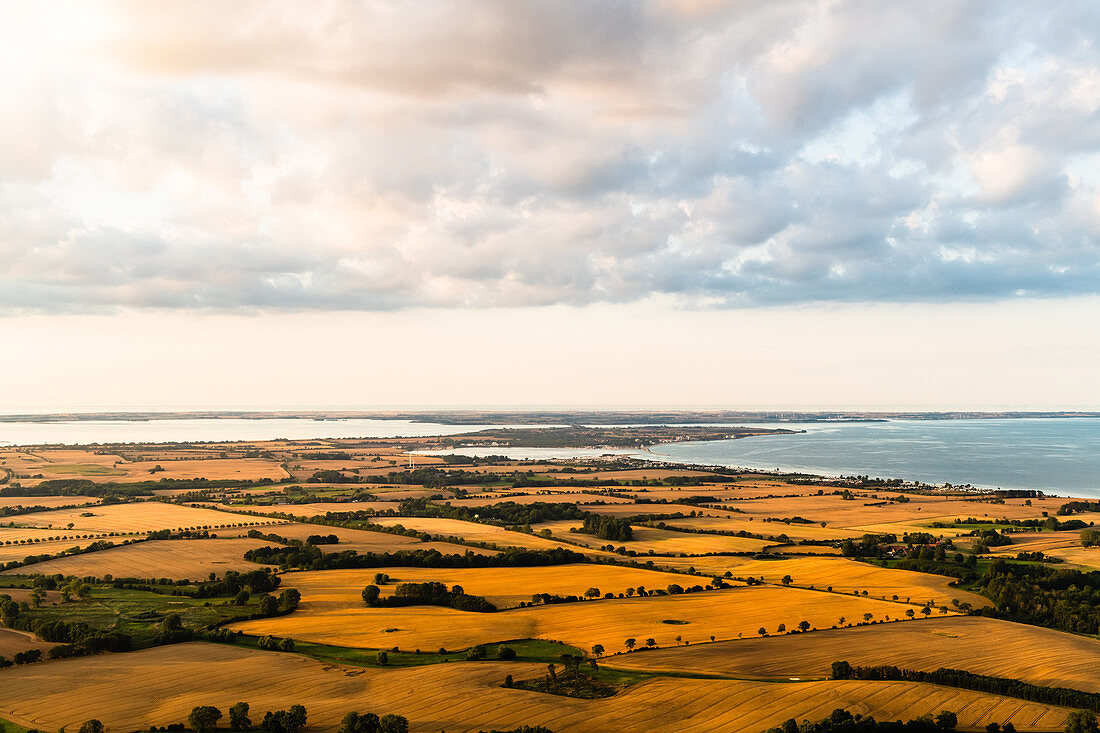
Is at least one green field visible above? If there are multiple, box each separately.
[22,586,264,647]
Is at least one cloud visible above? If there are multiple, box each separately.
[0,0,1097,314]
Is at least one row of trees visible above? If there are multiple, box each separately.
[768,707,964,733]
[832,661,1100,712]
[243,545,586,572]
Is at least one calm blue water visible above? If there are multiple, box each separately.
[650,419,1100,497]
[426,418,1100,498]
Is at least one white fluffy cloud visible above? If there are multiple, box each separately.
[0,0,1097,313]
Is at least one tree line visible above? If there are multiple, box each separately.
[832,660,1100,712]
[242,545,586,572]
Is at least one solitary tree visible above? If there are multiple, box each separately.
[591,644,604,657]
[78,720,105,733]
[934,711,958,730]
[361,585,381,605]
[758,627,767,637]
[645,638,656,648]
[584,587,601,598]
[1065,710,1099,733]
[228,703,250,731]
[624,638,636,650]
[188,706,223,733]
[259,595,279,616]
[376,650,389,665]
[781,575,793,586]
[797,620,811,632]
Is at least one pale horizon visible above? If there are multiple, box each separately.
[1,2,1097,411]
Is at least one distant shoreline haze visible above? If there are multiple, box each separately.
[2,409,1099,424]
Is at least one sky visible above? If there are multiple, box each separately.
[0,1,1098,411]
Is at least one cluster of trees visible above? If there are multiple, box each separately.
[257,635,296,651]
[579,514,633,542]
[831,661,1100,712]
[361,581,496,612]
[339,711,410,733]
[768,707,966,733]
[181,702,307,733]
[1082,529,1100,548]
[112,568,281,599]
[1058,501,1100,516]
[974,560,1100,634]
[307,470,361,484]
[2,597,132,657]
[243,545,586,572]
[969,528,1013,552]
[298,451,353,461]
[506,655,616,699]
[0,648,43,666]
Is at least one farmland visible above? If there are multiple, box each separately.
[0,434,1096,731]
[651,555,990,608]
[0,538,274,580]
[264,564,695,609]
[9,502,277,534]
[0,643,1070,733]
[607,616,1100,694]
[231,584,942,652]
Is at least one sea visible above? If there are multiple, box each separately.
[2,416,1098,498]
[424,418,1100,498]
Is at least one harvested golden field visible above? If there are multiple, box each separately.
[661,515,866,541]
[770,544,843,555]
[121,458,289,482]
[0,643,1069,732]
[1045,545,1100,569]
[585,503,742,519]
[998,530,1082,550]
[15,502,278,534]
[370,516,574,550]
[242,501,400,517]
[608,616,1100,693]
[0,627,51,657]
[534,520,771,554]
[651,555,989,608]
[720,493,958,527]
[277,564,695,610]
[0,538,274,580]
[232,584,933,652]
[448,493,635,506]
[0,495,99,508]
[0,537,137,563]
[0,527,125,545]
[261,522,487,556]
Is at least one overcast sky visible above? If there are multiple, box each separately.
[1,1,1098,410]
